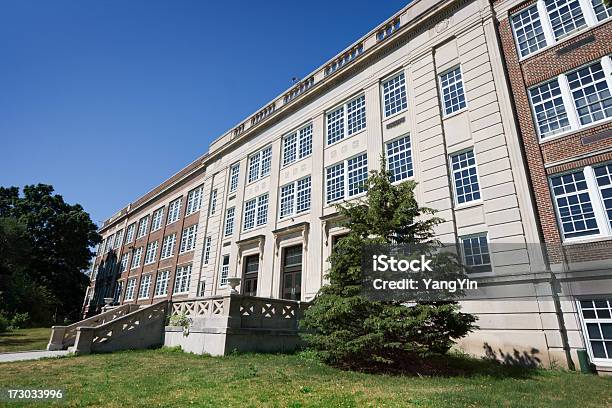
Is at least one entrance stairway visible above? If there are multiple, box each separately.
[47,300,167,355]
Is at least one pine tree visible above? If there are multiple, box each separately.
[300,156,476,369]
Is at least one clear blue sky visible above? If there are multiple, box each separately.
[0,0,409,226]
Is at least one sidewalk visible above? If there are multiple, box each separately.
[0,350,71,363]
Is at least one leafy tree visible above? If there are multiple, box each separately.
[0,184,100,323]
[300,157,476,369]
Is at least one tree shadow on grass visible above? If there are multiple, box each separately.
[0,330,48,352]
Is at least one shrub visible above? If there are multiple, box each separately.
[0,313,10,333]
[10,312,30,329]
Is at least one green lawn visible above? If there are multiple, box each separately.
[0,349,610,407]
[0,328,51,353]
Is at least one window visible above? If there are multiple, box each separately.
[279,176,311,219]
[578,299,612,361]
[120,253,129,272]
[173,264,192,294]
[113,281,123,303]
[219,255,230,287]
[209,189,218,215]
[545,0,586,39]
[105,235,114,252]
[460,234,492,273]
[186,186,203,215]
[160,234,176,259]
[326,153,368,204]
[591,0,612,21]
[326,94,366,145]
[151,207,164,232]
[125,223,136,244]
[125,278,136,301]
[283,124,313,166]
[229,163,240,193]
[567,61,612,126]
[224,207,235,236]
[197,280,206,297]
[382,72,408,117]
[242,255,259,296]
[528,57,612,139]
[154,270,170,297]
[144,241,158,265]
[248,146,272,183]
[167,198,182,225]
[450,150,481,205]
[386,135,413,182]
[136,216,149,239]
[180,224,198,253]
[528,79,571,138]
[203,236,212,265]
[113,230,124,249]
[550,165,612,240]
[243,193,269,230]
[138,274,152,299]
[282,245,302,300]
[131,247,143,269]
[511,4,547,57]
[439,66,467,116]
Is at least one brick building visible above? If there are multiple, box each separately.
[492,0,612,370]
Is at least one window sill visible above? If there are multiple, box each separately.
[153,294,167,299]
[282,154,312,170]
[562,235,612,246]
[166,220,180,227]
[326,127,366,148]
[179,250,195,255]
[539,117,612,146]
[442,106,467,121]
[246,174,271,187]
[454,200,484,211]
[382,108,408,122]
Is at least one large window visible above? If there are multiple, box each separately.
[450,150,481,205]
[460,233,492,273]
[550,164,612,241]
[105,234,114,252]
[578,299,612,362]
[167,198,182,225]
[136,216,149,239]
[125,278,136,301]
[154,270,170,297]
[219,255,230,287]
[528,79,570,138]
[229,163,240,193]
[224,207,235,236]
[209,189,218,215]
[173,264,192,294]
[138,274,152,299]
[282,245,302,300]
[382,72,408,117]
[511,0,611,58]
[120,253,129,272]
[386,135,413,182]
[567,61,612,126]
[203,236,212,265]
[179,224,198,253]
[326,94,366,145]
[326,153,368,204]
[131,247,143,269]
[151,207,164,232]
[248,146,272,183]
[125,223,136,244]
[160,234,176,259]
[279,176,311,219]
[242,254,259,297]
[113,230,124,249]
[144,241,158,265]
[186,186,203,216]
[283,123,313,166]
[439,66,467,116]
[243,193,269,230]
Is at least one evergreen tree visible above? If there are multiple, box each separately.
[301,157,476,369]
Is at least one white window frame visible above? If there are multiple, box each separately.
[381,71,408,118]
[136,216,149,239]
[131,247,143,269]
[279,176,312,219]
[138,274,152,299]
[449,149,482,207]
[529,56,612,141]
[386,134,414,183]
[326,94,366,146]
[173,264,192,294]
[283,123,313,167]
[229,163,240,193]
[550,164,612,242]
[113,230,124,249]
[243,193,269,231]
[144,240,158,265]
[105,235,114,252]
[186,186,204,216]
[325,153,368,204]
[160,234,176,260]
[167,198,182,225]
[219,255,230,287]
[511,0,608,60]
[124,278,137,301]
[224,207,235,237]
[120,253,130,272]
[459,233,493,274]
[209,189,218,215]
[179,224,198,254]
[248,146,273,183]
[154,270,170,297]
[125,223,136,244]
[438,65,467,117]
[577,298,612,364]
[203,236,212,265]
[151,207,164,232]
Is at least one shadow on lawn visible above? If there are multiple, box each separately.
[0,330,47,351]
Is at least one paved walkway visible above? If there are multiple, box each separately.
[0,350,71,363]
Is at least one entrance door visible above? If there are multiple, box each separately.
[282,245,302,300]
[242,254,259,296]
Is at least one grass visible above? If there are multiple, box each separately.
[0,327,51,353]
[0,348,610,407]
